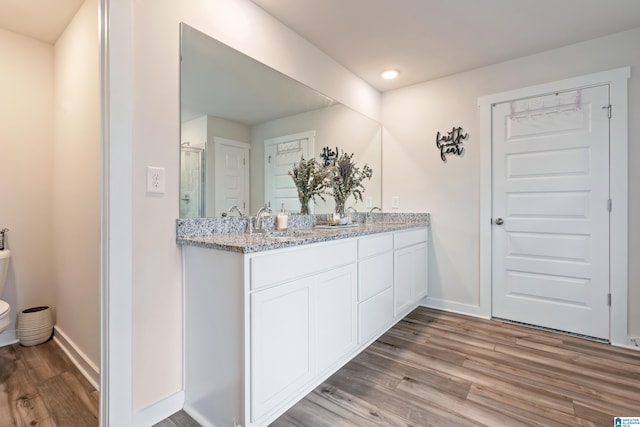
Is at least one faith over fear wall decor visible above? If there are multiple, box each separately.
[436,126,468,162]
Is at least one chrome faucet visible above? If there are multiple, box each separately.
[227,205,245,218]
[346,206,359,223]
[254,204,272,233]
[366,206,382,222]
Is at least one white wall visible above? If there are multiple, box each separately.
[52,0,100,373]
[107,0,381,413]
[181,115,251,217]
[0,29,55,346]
[381,27,640,334]
[0,0,100,373]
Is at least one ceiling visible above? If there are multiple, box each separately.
[0,0,83,44]
[252,0,640,92]
[4,0,640,90]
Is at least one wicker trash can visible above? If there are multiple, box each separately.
[17,306,54,346]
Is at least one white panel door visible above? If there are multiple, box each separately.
[492,85,610,339]
[265,132,314,213]
[214,138,249,216]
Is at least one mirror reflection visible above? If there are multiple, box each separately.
[180,23,382,218]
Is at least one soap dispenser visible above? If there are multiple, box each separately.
[276,203,288,230]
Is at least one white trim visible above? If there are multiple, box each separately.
[421,298,491,319]
[626,337,640,350]
[0,330,18,348]
[263,130,316,211]
[214,136,251,150]
[132,391,185,427]
[101,0,134,425]
[608,68,630,346]
[478,67,630,346]
[53,326,100,391]
[183,404,217,427]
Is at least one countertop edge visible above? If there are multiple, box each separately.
[177,221,428,253]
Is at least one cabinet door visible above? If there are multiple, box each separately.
[359,251,393,302]
[394,246,414,315]
[250,277,315,422]
[316,264,358,375]
[394,242,428,316]
[412,242,428,301]
[359,287,394,344]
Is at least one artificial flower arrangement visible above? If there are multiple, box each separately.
[288,146,373,215]
[287,156,332,214]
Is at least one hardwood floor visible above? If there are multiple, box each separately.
[270,307,640,427]
[4,307,639,427]
[164,307,640,426]
[0,338,98,427]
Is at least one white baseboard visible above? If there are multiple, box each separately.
[421,300,640,352]
[52,326,100,391]
[421,296,491,319]
[0,330,18,348]
[618,336,640,351]
[133,390,185,427]
[183,403,220,427]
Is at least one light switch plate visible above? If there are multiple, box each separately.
[147,166,166,193]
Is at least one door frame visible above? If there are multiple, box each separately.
[213,136,250,216]
[478,67,630,346]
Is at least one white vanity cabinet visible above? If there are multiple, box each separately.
[394,228,429,316]
[249,242,358,423]
[357,233,394,344]
[183,225,428,427]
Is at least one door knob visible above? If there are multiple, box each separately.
[495,218,504,225]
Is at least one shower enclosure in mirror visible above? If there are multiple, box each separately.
[180,23,382,218]
[179,144,205,218]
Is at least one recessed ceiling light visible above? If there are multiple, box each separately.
[381,69,400,80]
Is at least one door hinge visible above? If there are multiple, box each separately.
[603,104,612,118]
[607,293,612,306]
[607,199,612,212]
[268,155,272,164]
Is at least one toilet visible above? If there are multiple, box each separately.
[0,250,11,333]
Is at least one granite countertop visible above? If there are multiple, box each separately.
[177,213,429,254]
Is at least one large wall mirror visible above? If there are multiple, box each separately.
[180,23,382,218]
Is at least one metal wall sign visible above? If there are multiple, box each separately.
[436,126,468,162]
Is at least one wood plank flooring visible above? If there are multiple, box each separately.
[4,307,639,427]
[270,307,640,427]
[164,307,640,426]
[0,338,98,427]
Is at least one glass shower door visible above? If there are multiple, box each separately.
[180,146,205,218]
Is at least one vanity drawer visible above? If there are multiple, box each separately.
[358,251,393,302]
[250,240,357,290]
[358,287,393,344]
[394,227,428,250]
[358,233,393,259]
